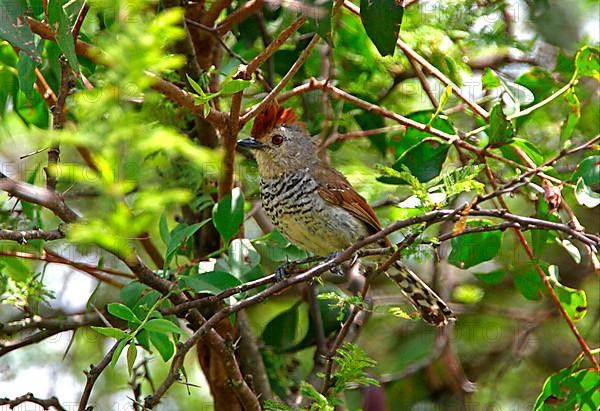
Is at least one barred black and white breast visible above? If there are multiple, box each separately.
[259,168,371,256]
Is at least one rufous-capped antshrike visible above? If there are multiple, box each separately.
[237,104,454,326]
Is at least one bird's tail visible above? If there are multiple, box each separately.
[386,261,455,326]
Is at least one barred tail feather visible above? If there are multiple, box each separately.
[386,261,455,326]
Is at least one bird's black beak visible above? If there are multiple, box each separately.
[237,138,266,150]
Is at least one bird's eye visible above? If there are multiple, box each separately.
[271,134,284,145]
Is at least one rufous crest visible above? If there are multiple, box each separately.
[251,103,297,138]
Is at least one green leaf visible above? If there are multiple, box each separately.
[0,68,17,114]
[181,270,242,295]
[574,177,600,208]
[560,88,580,142]
[91,326,129,340]
[126,342,137,374]
[120,281,146,308]
[429,85,452,123]
[500,138,544,166]
[549,266,587,321]
[110,338,129,368]
[149,331,175,362]
[387,111,455,184]
[512,265,544,301]
[360,0,404,56]
[143,318,183,334]
[487,103,514,147]
[107,302,141,323]
[15,89,49,128]
[16,51,35,99]
[262,302,304,349]
[55,2,79,72]
[392,138,450,183]
[212,187,244,243]
[186,73,206,97]
[574,46,599,80]
[164,220,211,270]
[0,0,40,61]
[221,79,252,95]
[534,366,599,410]
[481,68,502,89]
[572,156,599,191]
[448,220,502,269]
[159,212,170,246]
[531,198,559,256]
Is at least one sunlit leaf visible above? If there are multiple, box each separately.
[181,271,242,295]
[212,187,244,243]
[572,156,599,190]
[487,103,514,147]
[164,220,211,270]
[107,302,141,323]
[560,88,580,142]
[548,266,587,321]
[110,338,129,368]
[126,342,137,374]
[91,326,129,340]
[143,318,183,334]
[574,177,600,208]
[574,45,599,80]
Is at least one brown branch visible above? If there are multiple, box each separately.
[0,393,66,411]
[406,54,438,108]
[219,89,243,199]
[322,125,406,147]
[71,1,89,39]
[0,311,102,336]
[0,228,63,242]
[139,232,165,269]
[216,0,266,35]
[243,17,306,77]
[78,341,120,411]
[47,56,73,191]
[0,173,79,223]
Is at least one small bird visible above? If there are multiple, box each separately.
[237,104,454,326]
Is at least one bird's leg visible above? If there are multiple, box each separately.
[275,256,295,281]
[274,255,322,281]
[324,251,345,277]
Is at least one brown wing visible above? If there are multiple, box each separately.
[313,166,384,234]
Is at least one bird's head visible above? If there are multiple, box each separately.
[237,104,318,178]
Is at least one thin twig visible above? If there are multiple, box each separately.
[240,35,320,125]
[78,341,120,411]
